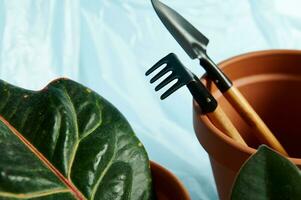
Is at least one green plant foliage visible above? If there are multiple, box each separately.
[231,145,301,200]
[0,78,152,200]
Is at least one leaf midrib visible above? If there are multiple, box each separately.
[0,116,86,200]
[0,188,70,198]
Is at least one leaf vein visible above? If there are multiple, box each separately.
[90,131,117,200]
[61,88,79,180]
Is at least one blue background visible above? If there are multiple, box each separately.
[1,0,301,199]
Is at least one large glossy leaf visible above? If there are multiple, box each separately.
[231,145,301,200]
[0,78,153,200]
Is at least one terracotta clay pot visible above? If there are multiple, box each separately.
[193,50,301,200]
[151,161,191,200]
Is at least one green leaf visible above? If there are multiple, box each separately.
[231,145,301,200]
[0,78,152,200]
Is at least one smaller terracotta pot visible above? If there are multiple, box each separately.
[150,161,190,200]
[193,50,301,200]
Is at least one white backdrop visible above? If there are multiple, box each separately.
[1,0,301,199]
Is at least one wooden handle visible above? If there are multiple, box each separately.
[224,87,288,156]
[208,105,247,146]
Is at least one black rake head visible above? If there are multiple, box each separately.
[145,53,195,100]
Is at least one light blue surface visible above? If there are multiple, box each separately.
[1,0,301,199]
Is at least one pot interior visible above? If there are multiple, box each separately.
[206,52,301,158]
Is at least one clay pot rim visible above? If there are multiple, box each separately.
[150,161,191,199]
[195,49,301,165]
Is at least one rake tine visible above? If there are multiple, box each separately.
[145,55,170,76]
[150,67,171,83]
[155,74,176,91]
[161,81,184,100]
